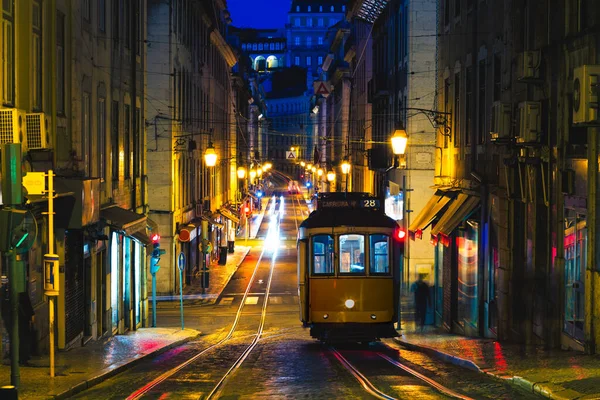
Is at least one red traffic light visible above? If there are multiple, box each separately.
[151,233,160,243]
[244,206,250,214]
[396,228,406,240]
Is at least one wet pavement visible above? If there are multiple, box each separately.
[0,328,200,399]
[394,325,600,399]
[0,206,268,399]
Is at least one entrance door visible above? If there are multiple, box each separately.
[564,214,586,342]
[123,237,132,330]
[83,250,92,338]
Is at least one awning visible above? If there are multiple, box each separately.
[131,218,159,246]
[201,213,224,229]
[431,194,480,237]
[408,190,453,234]
[218,207,240,224]
[131,231,152,246]
[100,205,147,236]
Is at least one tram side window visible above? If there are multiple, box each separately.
[312,235,334,275]
[339,234,365,275]
[370,234,390,275]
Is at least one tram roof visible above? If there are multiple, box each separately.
[300,192,399,229]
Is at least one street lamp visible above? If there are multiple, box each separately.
[341,159,351,192]
[327,170,335,182]
[317,168,323,177]
[237,166,246,179]
[204,142,218,167]
[249,168,257,181]
[300,161,306,167]
[391,129,408,156]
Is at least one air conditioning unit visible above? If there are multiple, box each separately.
[0,108,27,148]
[517,101,541,143]
[26,112,51,149]
[572,65,600,125]
[517,51,541,81]
[490,102,512,141]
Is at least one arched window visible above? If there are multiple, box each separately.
[270,43,275,50]
[253,43,257,50]
[296,5,300,11]
[308,5,311,11]
[330,5,334,11]
[258,43,263,50]
[319,6,323,12]
[242,44,246,51]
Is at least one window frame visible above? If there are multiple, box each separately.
[369,234,391,275]
[311,234,335,276]
[2,0,15,105]
[339,233,366,276]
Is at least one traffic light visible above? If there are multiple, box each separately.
[150,234,165,275]
[0,209,27,252]
[244,203,250,217]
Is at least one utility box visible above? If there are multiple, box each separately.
[573,65,600,125]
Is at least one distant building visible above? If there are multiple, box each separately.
[286,0,347,87]
[228,27,287,73]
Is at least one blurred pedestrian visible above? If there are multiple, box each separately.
[411,273,431,332]
[18,292,35,365]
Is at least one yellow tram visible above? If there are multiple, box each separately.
[297,192,404,343]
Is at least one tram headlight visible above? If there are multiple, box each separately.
[371,314,377,320]
[323,314,329,319]
[344,299,355,309]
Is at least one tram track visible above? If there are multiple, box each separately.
[330,344,475,400]
[126,193,300,400]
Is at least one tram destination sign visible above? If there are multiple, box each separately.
[319,198,381,210]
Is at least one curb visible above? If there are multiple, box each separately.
[393,338,588,400]
[53,331,202,399]
[393,337,483,373]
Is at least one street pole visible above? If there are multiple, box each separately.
[8,251,19,387]
[151,273,157,327]
[179,268,184,330]
[47,170,56,378]
[178,252,185,330]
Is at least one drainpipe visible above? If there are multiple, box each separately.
[131,0,138,211]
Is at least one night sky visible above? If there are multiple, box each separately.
[227,0,290,28]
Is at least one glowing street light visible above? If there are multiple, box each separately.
[237,166,246,179]
[391,129,408,155]
[257,168,263,177]
[249,168,257,180]
[341,159,351,174]
[300,161,306,167]
[317,168,323,177]
[204,142,218,167]
[327,170,336,182]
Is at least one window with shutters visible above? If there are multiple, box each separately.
[57,12,65,113]
[1,0,14,105]
[32,1,42,110]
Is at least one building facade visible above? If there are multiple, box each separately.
[0,0,151,354]
[286,0,347,88]
[410,0,600,353]
[146,0,239,294]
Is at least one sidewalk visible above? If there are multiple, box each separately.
[0,327,200,399]
[152,202,267,307]
[0,209,264,398]
[393,328,600,399]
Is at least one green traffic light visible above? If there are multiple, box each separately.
[15,232,29,248]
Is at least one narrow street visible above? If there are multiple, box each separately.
[72,192,535,400]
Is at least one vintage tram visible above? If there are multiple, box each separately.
[297,192,404,343]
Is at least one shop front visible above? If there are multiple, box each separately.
[101,205,148,334]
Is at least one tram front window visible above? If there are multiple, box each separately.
[370,234,390,275]
[312,234,334,275]
[340,234,365,275]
